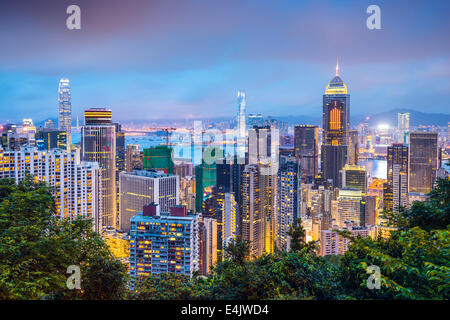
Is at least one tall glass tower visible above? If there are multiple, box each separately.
[58,78,72,152]
[236,90,247,161]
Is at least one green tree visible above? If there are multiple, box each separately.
[0,177,128,299]
[339,177,450,299]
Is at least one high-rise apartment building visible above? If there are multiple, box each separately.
[81,108,117,228]
[409,132,438,194]
[119,169,179,233]
[294,125,319,182]
[0,147,102,231]
[58,78,71,152]
[320,221,375,256]
[221,192,237,249]
[129,204,199,278]
[198,216,218,276]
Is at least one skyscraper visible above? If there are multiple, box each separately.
[276,155,300,250]
[81,108,117,228]
[236,90,247,161]
[58,78,71,152]
[409,132,438,194]
[240,164,262,257]
[294,125,319,182]
[221,193,237,249]
[322,62,350,146]
[321,62,350,187]
[383,144,408,213]
[397,112,410,144]
[119,169,179,233]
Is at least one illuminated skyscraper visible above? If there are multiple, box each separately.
[409,132,438,194]
[397,112,410,144]
[322,62,350,146]
[236,90,247,160]
[221,193,237,249]
[241,164,262,257]
[294,125,319,182]
[276,155,300,250]
[81,108,117,228]
[321,62,350,187]
[58,78,71,151]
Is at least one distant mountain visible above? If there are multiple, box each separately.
[352,109,450,127]
[278,109,449,127]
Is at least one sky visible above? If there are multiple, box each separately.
[0,0,449,123]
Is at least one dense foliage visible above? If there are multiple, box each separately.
[0,178,128,299]
[0,176,448,300]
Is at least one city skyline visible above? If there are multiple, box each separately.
[0,0,449,122]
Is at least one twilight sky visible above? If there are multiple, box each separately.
[0,0,449,123]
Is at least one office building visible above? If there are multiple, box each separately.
[119,169,179,233]
[58,78,71,151]
[409,132,438,194]
[294,125,319,181]
[321,144,347,188]
[81,108,117,228]
[35,128,67,151]
[337,189,363,227]
[340,164,367,194]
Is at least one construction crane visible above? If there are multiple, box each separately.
[162,127,176,146]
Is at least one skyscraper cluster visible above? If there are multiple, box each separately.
[0,63,446,281]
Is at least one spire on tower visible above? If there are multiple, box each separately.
[335,58,339,76]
